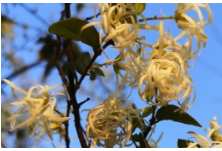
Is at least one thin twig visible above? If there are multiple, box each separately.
[139,16,175,22]
[53,8,70,147]
[15,22,44,31]
[54,36,69,88]
[1,61,41,86]
[143,105,157,138]
[88,62,113,73]
[54,35,70,148]
[85,12,101,21]
[18,3,50,26]
[78,39,115,87]
[78,97,90,107]
[54,108,65,117]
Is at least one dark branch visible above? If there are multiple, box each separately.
[1,61,41,86]
[54,36,69,88]
[63,3,88,148]
[54,35,70,148]
[85,12,100,21]
[139,16,175,22]
[78,39,115,87]
[53,8,70,148]
[78,97,90,107]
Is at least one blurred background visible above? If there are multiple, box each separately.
[1,3,222,148]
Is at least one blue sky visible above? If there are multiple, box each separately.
[1,3,222,148]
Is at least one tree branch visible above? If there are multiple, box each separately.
[78,39,115,87]
[143,105,157,138]
[1,61,41,86]
[139,16,175,22]
[85,12,100,21]
[78,97,90,107]
[54,35,71,148]
[53,7,71,148]
[63,3,88,148]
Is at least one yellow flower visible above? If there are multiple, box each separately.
[205,116,222,141]
[187,131,222,148]
[83,95,143,148]
[133,21,195,112]
[138,50,195,112]
[81,3,159,61]
[3,79,71,147]
[187,117,222,148]
[174,3,213,53]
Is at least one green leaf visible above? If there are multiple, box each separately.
[75,52,91,75]
[94,67,105,76]
[90,70,96,81]
[48,18,100,50]
[144,91,152,103]
[156,105,202,127]
[132,133,151,148]
[37,35,56,60]
[113,63,124,74]
[141,106,154,118]
[177,139,201,148]
[136,47,142,55]
[125,14,137,24]
[113,64,120,74]
[76,3,84,12]
[42,62,54,82]
[134,3,146,14]
[132,117,146,133]
[16,129,26,140]
[132,134,140,142]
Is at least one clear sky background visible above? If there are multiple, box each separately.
[1,3,222,148]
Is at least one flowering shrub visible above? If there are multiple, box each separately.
[3,3,221,148]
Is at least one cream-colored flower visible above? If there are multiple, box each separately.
[164,31,197,67]
[116,58,142,88]
[187,116,222,148]
[133,21,195,112]
[138,50,195,111]
[205,116,222,141]
[81,3,159,61]
[83,95,143,148]
[174,3,213,54]
[3,79,71,147]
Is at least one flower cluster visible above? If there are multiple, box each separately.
[3,79,70,147]
[83,95,143,148]
[81,3,213,147]
[3,3,214,148]
[187,117,222,148]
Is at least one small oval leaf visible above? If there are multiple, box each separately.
[177,139,201,148]
[48,18,100,50]
[132,134,140,142]
[156,105,202,127]
[90,70,96,81]
[134,3,146,14]
[141,106,154,118]
[94,67,105,77]
[75,52,91,75]
[76,3,84,12]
